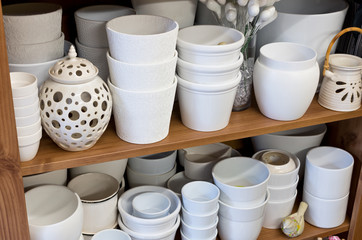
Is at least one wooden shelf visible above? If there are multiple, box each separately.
[21,96,362,176]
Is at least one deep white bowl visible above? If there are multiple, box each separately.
[106,15,179,64]
[12,91,39,108]
[14,99,39,118]
[15,108,40,127]
[268,175,299,202]
[25,185,83,240]
[181,216,218,239]
[212,157,270,208]
[132,192,171,219]
[181,204,219,228]
[75,5,135,48]
[16,117,41,137]
[117,186,181,234]
[128,150,177,175]
[218,215,263,240]
[10,72,38,98]
[176,53,243,85]
[177,25,245,65]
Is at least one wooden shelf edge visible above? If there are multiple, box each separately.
[21,96,362,176]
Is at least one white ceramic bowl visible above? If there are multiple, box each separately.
[15,108,40,127]
[212,157,270,208]
[91,229,131,240]
[17,127,42,147]
[304,146,354,199]
[268,175,299,202]
[118,186,181,234]
[19,141,40,162]
[16,117,41,137]
[176,53,243,84]
[303,189,349,228]
[109,77,177,144]
[3,2,62,44]
[126,163,177,188]
[75,5,135,48]
[67,173,120,234]
[69,158,128,183]
[218,215,263,240]
[10,72,38,98]
[23,169,67,191]
[132,192,171,219]
[181,181,220,215]
[25,185,83,240]
[14,99,39,118]
[180,229,218,240]
[118,214,180,240]
[12,91,39,108]
[218,189,270,222]
[252,149,300,188]
[107,50,177,91]
[106,15,179,64]
[128,150,177,175]
[251,124,327,176]
[131,0,198,29]
[181,216,218,239]
[181,204,219,228]
[167,171,194,198]
[260,150,297,174]
[263,190,298,229]
[7,32,64,64]
[177,25,245,65]
[177,73,240,132]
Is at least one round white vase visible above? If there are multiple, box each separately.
[253,42,319,121]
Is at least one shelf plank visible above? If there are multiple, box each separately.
[21,96,362,176]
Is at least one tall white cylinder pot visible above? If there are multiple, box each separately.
[253,42,319,121]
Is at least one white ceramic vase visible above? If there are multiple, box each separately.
[253,42,319,121]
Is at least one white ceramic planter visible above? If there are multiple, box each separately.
[108,77,177,144]
[177,73,240,132]
[253,42,319,121]
[75,5,135,48]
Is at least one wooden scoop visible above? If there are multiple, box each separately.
[281,201,308,237]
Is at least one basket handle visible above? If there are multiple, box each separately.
[323,27,362,76]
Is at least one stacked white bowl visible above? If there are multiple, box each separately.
[180,181,219,240]
[118,186,181,240]
[252,149,300,229]
[74,5,135,80]
[106,15,179,144]
[175,25,244,132]
[212,157,270,240]
[3,3,63,65]
[10,72,42,162]
[303,146,354,228]
[127,151,177,188]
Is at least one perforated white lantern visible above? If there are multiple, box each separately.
[39,45,112,151]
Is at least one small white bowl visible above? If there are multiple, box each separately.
[12,91,39,108]
[268,175,299,202]
[181,216,218,239]
[167,171,194,198]
[260,150,297,174]
[25,185,83,240]
[91,229,131,240]
[128,150,177,175]
[15,108,40,127]
[177,25,245,65]
[106,15,179,64]
[132,192,171,219]
[212,157,270,208]
[126,163,177,188]
[176,53,243,85]
[23,169,68,191]
[118,186,181,234]
[75,5,135,48]
[181,204,219,228]
[7,32,64,64]
[19,140,41,162]
[14,99,39,118]
[180,229,218,240]
[10,72,38,98]
[181,181,220,215]
[17,127,42,147]
[16,117,41,137]
[218,215,264,240]
[107,50,177,91]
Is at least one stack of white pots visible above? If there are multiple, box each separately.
[126,151,177,188]
[180,181,219,240]
[176,25,244,132]
[10,72,42,162]
[74,5,135,80]
[106,15,179,144]
[252,149,300,229]
[212,157,270,240]
[303,146,354,228]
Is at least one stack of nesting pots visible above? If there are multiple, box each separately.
[10,72,42,162]
[180,181,220,240]
[106,15,179,144]
[212,157,270,240]
[74,5,135,80]
[176,25,244,132]
[303,146,354,228]
[253,149,300,229]
[4,3,65,88]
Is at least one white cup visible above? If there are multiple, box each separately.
[132,192,171,219]
[304,146,354,199]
